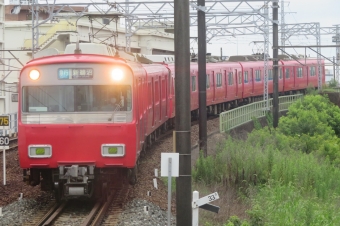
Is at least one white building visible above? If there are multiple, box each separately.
[1,4,175,115]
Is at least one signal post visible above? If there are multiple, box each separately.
[0,115,10,185]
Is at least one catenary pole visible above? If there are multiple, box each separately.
[174,0,192,225]
[272,1,279,128]
[198,0,207,157]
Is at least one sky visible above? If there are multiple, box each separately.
[5,0,340,69]
[205,0,340,69]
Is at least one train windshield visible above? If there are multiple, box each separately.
[22,85,132,113]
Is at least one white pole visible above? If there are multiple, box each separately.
[167,158,172,226]
[2,127,5,186]
[192,191,199,226]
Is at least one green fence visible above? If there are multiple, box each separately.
[219,94,303,133]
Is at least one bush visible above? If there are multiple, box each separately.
[279,94,340,137]
[328,78,338,88]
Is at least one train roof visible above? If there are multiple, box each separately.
[33,43,166,65]
[64,43,117,56]
[22,53,128,71]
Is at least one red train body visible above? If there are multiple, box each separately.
[18,44,325,199]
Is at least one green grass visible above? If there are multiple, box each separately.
[193,130,340,225]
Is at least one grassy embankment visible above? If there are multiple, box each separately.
[193,92,340,225]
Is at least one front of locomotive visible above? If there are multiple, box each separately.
[18,54,137,199]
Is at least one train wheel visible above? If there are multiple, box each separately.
[162,122,168,133]
[54,182,62,203]
[102,182,108,202]
[148,135,152,147]
[140,144,146,158]
[128,165,138,185]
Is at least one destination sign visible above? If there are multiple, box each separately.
[58,68,93,79]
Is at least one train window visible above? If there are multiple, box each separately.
[206,74,210,89]
[244,71,248,83]
[228,72,233,85]
[22,85,132,113]
[310,66,316,76]
[268,69,273,80]
[216,73,222,87]
[285,69,290,79]
[297,68,303,78]
[255,70,261,82]
[238,72,242,84]
[279,69,283,79]
[191,76,196,91]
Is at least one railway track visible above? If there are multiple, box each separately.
[22,183,130,226]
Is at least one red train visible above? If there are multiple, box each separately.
[18,43,325,200]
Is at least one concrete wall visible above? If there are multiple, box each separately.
[138,34,174,55]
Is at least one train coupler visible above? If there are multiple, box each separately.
[58,165,95,197]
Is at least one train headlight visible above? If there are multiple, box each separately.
[111,68,124,81]
[28,145,52,158]
[101,144,125,157]
[29,70,40,80]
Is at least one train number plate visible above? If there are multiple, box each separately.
[0,116,9,126]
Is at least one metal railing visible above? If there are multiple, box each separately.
[0,113,18,136]
[219,94,303,133]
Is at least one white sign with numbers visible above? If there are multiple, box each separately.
[0,136,9,149]
[192,192,219,208]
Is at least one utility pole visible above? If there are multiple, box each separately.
[280,0,286,55]
[31,0,39,59]
[125,0,131,52]
[335,25,340,83]
[174,0,192,225]
[334,56,336,81]
[263,3,269,110]
[273,1,279,127]
[198,0,207,157]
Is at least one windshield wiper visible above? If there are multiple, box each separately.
[108,100,123,121]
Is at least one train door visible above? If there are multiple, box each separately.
[293,66,296,89]
[171,76,175,117]
[163,75,167,120]
[190,73,198,109]
[138,78,145,147]
[154,78,160,125]
[212,71,215,102]
[250,68,254,94]
[224,70,227,99]
[143,81,148,137]
[150,78,154,127]
[158,76,162,122]
[306,65,310,86]
[238,71,242,98]
[251,69,254,94]
[235,69,238,97]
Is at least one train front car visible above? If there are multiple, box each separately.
[19,53,139,200]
